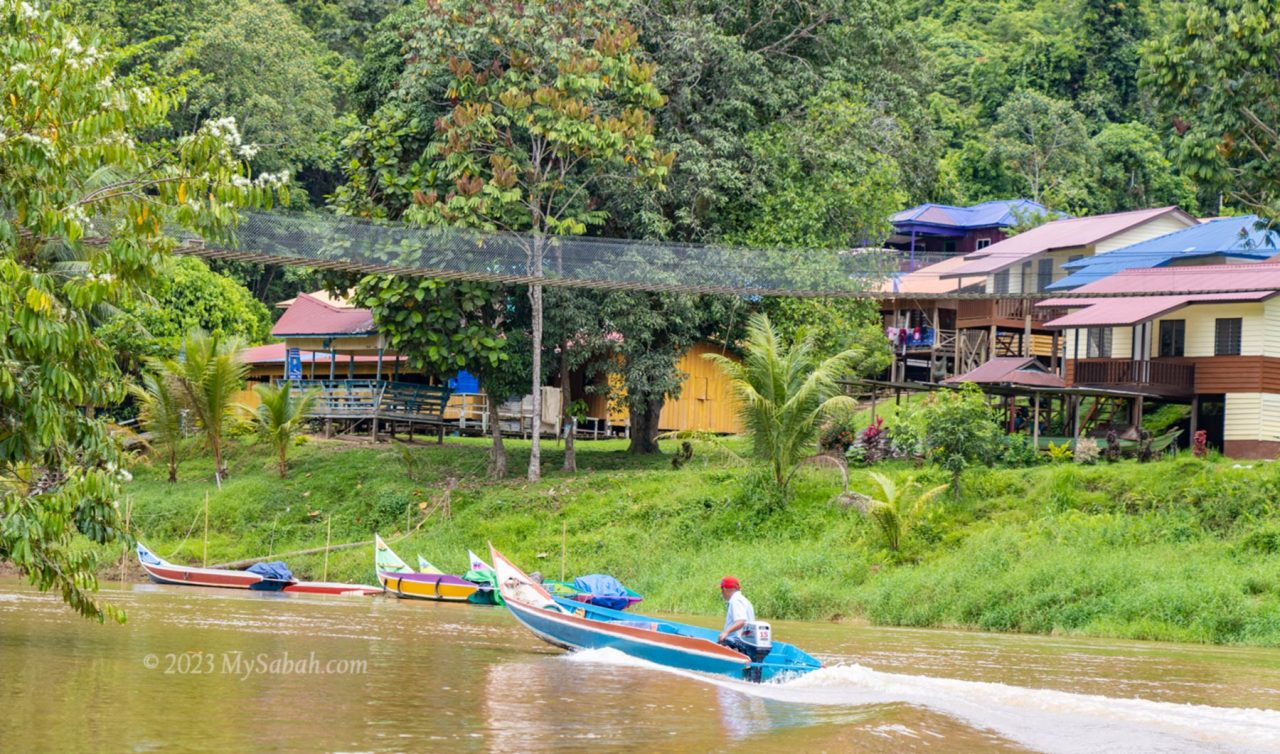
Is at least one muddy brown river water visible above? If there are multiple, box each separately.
[2,577,1279,753]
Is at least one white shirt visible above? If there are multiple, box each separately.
[724,591,755,637]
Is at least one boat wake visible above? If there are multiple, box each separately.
[564,649,1280,753]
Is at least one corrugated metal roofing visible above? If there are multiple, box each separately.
[891,199,1049,230]
[1047,215,1280,290]
[1041,291,1274,328]
[271,292,376,337]
[942,356,1065,388]
[881,255,987,294]
[1046,261,1280,295]
[942,206,1196,278]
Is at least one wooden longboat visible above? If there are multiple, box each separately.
[374,534,479,602]
[135,543,381,596]
[490,545,821,683]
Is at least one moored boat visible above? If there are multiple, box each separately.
[375,534,479,602]
[135,542,381,596]
[490,545,821,683]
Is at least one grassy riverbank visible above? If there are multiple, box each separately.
[116,435,1280,646]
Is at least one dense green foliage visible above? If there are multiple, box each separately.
[120,439,1280,646]
[1142,0,1280,220]
[0,1,281,621]
[101,257,272,370]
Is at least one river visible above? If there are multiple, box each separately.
[2,578,1279,753]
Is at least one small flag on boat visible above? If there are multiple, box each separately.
[468,549,493,572]
[417,555,443,575]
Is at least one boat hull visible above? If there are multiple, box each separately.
[490,545,820,683]
[141,561,266,590]
[506,596,750,677]
[378,572,479,602]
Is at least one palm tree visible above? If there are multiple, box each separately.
[161,330,247,485]
[704,313,862,500]
[249,382,317,478]
[131,372,185,483]
[859,472,948,552]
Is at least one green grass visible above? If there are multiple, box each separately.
[115,433,1280,646]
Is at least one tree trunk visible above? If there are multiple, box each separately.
[627,396,663,454]
[488,397,507,479]
[528,281,543,481]
[562,348,576,472]
[168,446,177,484]
[278,444,287,478]
[212,434,226,485]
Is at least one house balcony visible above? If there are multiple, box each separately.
[1071,359,1196,398]
[957,298,1062,329]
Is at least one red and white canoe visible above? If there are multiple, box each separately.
[136,542,381,596]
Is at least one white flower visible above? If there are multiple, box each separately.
[17,2,39,21]
[237,143,259,159]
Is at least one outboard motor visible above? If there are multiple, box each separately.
[737,621,773,682]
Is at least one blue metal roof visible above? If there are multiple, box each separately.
[1048,215,1280,290]
[891,199,1051,231]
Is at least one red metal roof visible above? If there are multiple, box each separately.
[943,357,1065,388]
[1040,261,1280,295]
[1041,291,1274,328]
[271,292,375,337]
[240,342,403,365]
[942,207,1195,278]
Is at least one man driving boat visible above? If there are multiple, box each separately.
[717,576,755,651]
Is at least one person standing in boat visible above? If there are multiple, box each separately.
[717,576,755,650]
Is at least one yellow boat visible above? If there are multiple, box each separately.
[375,534,479,602]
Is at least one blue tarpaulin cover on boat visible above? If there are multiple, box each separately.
[246,561,294,590]
[573,574,632,610]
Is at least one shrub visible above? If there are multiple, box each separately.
[1000,433,1041,467]
[1074,437,1100,465]
[899,384,1003,496]
[1046,442,1073,463]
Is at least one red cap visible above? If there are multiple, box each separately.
[720,576,740,590]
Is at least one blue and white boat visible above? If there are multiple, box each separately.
[490,545,821,683]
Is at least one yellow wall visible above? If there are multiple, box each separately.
[1224,393,1280,443]
[1150,302,1266,357]
[585,342,743,434]
[657,342,743,434]
[1094,213,1195,253]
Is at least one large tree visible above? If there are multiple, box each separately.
[0,1,282,621]
[988,89,1093,210]
[336,0,672,480]
[1142,0,1280,220]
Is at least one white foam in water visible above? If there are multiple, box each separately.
[561,650,1280,753]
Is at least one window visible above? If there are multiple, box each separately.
[993,269,1010,294]
[1214,318,1242,355]
[976,238,992,250]
[1158,320,1185,357]
[1037,258,1054,291]
[1067,255,1084,264]
[1086,328,1112,358]
[942,239,957,254]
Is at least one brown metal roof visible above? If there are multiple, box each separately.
[942,206,1196,278]
[943,356,1065,388]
